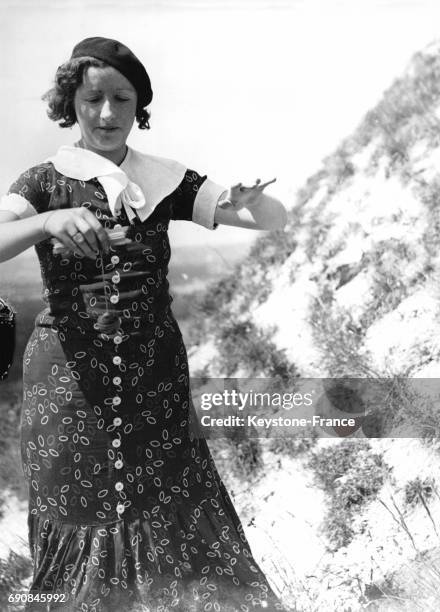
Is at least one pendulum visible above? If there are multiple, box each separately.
[96,310,120,334]
[95,254,120,334]
[50,227,128,334]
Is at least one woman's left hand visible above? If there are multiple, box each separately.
[218,177,277,211]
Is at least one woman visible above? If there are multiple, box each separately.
[0,37,288,612]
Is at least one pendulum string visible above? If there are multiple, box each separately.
[99,254,110,313]
[96,251,120,334]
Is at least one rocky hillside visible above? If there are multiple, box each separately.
[187,40,440,611]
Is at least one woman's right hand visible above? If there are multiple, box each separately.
[42,208,110,258]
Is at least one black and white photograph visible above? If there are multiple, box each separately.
[2,1,440,611]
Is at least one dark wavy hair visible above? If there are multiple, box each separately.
[42,56,151,130]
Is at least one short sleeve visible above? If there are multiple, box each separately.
[0,164,51,219]
[170,168,227,230]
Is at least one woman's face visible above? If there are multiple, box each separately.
[74,65,137,164]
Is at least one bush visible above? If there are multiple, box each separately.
[246,229,296,272]
[268,431,318,457]
[308,440,387,550]
[404,476,435,507]
[0,550,32,611]
[228,436,263,480]
[215,318,298,382]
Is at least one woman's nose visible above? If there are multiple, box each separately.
[100,99,115,121]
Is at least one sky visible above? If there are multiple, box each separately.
[2,0,440,247]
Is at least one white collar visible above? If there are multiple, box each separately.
[45,145,187,222]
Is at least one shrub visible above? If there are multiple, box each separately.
[228,436,263,480]
[308,440,387,550]
[215,318,298,382]
[0,550,32,611]
[404,476,435,507]
[246,229,296,271]
[309,297,373,377]
[268,429,318,457]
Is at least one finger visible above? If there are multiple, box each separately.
[75,217,99,253]
[97,225,110,253]
[72,235,93,259]
[68,227,95,259]
[258,177,277,190]
[81,210,110,252]
[58,233,82,256]
[218,201,234,209]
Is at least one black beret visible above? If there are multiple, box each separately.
[70,36,153,108]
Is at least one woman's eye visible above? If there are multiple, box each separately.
[116,97,130,102]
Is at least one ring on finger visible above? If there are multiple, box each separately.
[71,231,84,243]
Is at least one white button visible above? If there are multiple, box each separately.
[112,438,121,448]
[112,396,121,405]
[112,376,122,386]
[113,417,122,426]
[113,335,122,344]
[112,274,120,284]
[110,295,119,304]
[115,481,124,491]
[112,356,122,365]
[115,459,123,469]
[116,503,125,514]
[111,255,120,265]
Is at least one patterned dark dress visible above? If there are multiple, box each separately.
[2,152,286,612]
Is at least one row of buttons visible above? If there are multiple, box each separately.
[111,247,125,517]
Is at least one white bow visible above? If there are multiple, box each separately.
[45,145,188,223]
[96,173,147,222]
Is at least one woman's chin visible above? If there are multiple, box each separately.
[83,137,127,157]
[96,137,124,150]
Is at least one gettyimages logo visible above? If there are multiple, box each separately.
[188,378,400,439]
